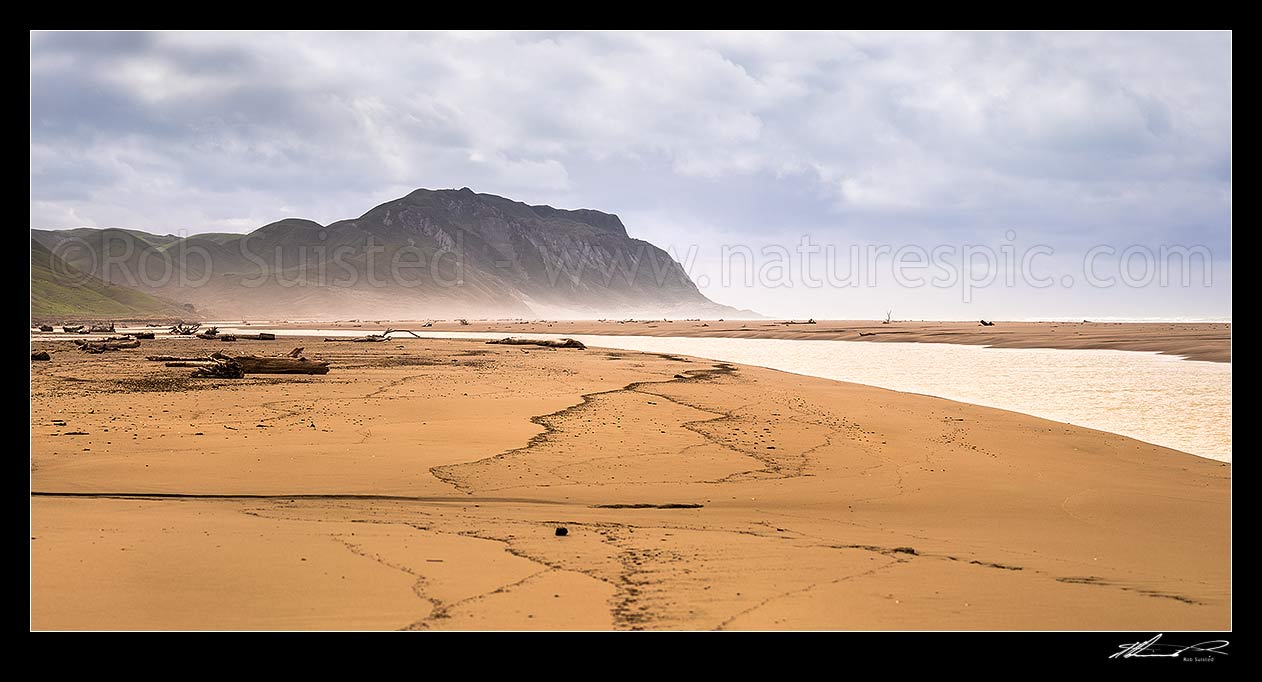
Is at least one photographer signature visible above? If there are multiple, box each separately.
[1110,634,1229,659]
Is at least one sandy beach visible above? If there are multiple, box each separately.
[230,319,1232,363]
[29,333,1230,630]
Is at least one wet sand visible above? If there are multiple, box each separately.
[30,335,1230,630]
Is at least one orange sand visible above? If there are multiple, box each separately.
[30,334,1230,630]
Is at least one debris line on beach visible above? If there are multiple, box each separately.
[487,337,586,349]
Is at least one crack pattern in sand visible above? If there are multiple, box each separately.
[31,335,1230,630]
[430,362,846,494]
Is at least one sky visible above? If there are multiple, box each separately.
[29,30,1232,320]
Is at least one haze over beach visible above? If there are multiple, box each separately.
[30,30,1230,639]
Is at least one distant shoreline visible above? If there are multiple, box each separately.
[143,319,1226,363]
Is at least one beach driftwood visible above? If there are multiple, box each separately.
[88,322,116,333]
[38,325,53,332]
[191,358,245,379]
[211,351,330,375]
[325,335,387,342]
[383,328,424,338]
[171,323,201,335]
[979,320,996,327]
[62,325,84,334]
[326,327,423,343]
[32,350,51,361]
[486,337,586,349]
[196,326,221,339]
[158,351,329,376]
[234,333,276,340]
[134,331,156,340]
[287,347,305,358]
[76,338,141,353]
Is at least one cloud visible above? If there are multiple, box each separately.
[29,30,1231,317]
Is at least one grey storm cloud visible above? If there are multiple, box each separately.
[29,30,1231,318]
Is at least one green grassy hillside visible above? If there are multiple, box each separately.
[31,239,192,319]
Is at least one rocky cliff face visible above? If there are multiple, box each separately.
[32,188,748,319]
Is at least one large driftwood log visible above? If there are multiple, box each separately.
[38,325,53,332]
[150,351,329,376]
[134,332,155,340]
[235,333,276,340]
[88,322,116,333]
[170,323,201,335]
[486,337,586,349]
[211,351,330,374]
[76,339,141,353]
[62,325,84,333]
[32,350,51,361]
[191,358,245,379]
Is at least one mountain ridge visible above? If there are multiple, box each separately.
[31,188,756,320]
